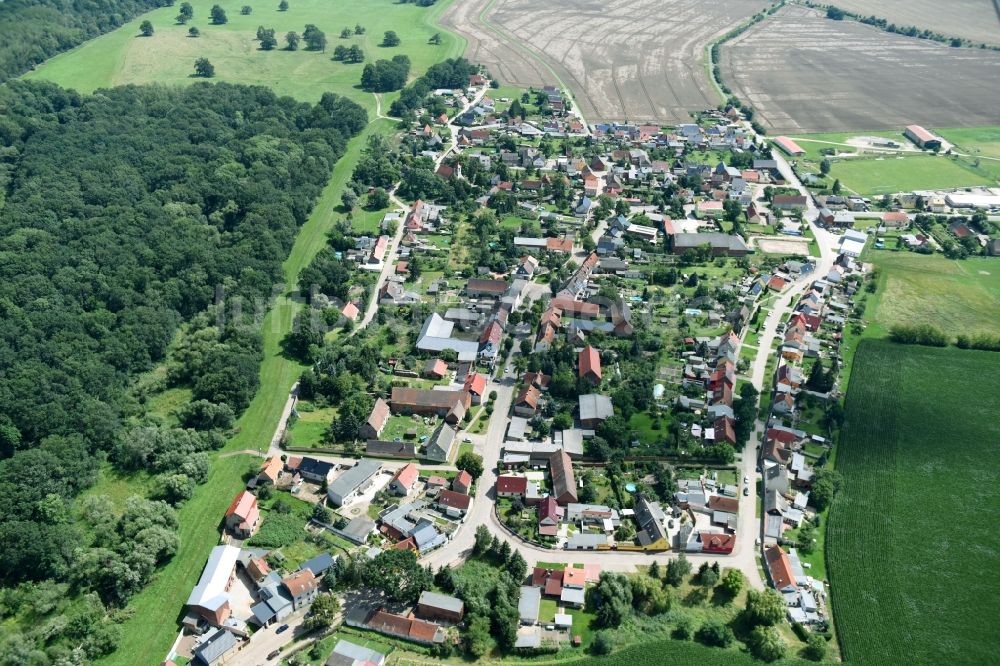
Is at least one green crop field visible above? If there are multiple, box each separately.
[25,0,464,114]
[827,155,992,196]
[827,340,1000,665]
[863,252,1000,339]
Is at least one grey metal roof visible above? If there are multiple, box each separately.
[578,394,613,421]
[419,590,465,614]
[328,639,385,666]
[328,459,382,502]
[518,586,540,622]
[300,552,336,577]
[193,628,240,665]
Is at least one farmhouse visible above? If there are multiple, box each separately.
[298,457,337,484]
[772,195,808,211]
[186,545,241,627]
[390,387,471,424]
[633,495,669,549]
[388,463,419,496]
[435,489,472,518]
[765,545,798,594]
[257,456,283,486]
[497,475,528,498]
[549,450,578,505]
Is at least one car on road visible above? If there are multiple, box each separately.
[276,624,289,634]
[268,650,281,660]
[744,487,750,496]
[743,475,748,484]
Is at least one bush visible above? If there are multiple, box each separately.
[695,619,734,647]
[590,631,614,655]
[889,324,948,347]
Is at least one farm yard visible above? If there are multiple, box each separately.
[719,5,1000,133]
[442,0,768,124]
[826,340,1000,665]
[24,0,463,113]
[830,0,1000,46]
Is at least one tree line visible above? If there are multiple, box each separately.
[0,0,170,81]
[0,80,367,662]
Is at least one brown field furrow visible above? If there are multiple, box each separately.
[833,0,1000,46]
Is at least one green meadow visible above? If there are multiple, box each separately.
[862,252,1000,339]
[25,0,464,114]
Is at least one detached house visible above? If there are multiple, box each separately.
[225,491,260,539]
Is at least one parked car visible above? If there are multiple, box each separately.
[743,487,750,496]
[276,624,289,634]
[267,650,281,660]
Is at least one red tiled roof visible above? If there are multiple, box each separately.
[226,490,257,520]
[546,237,574,253]
[342,302,360,320]
[579,345,602,381]
[282,569,317,597]
[516,385,541,409]
[453,470,472,492]
[259,456,282,483]
[436,489,471,511]
[463,373,487,399]
[563,567,586,588]
[708,495,740,514]
[765,545,796,590]
[523,372,551,389]
[392,463,419,490]
[544,576,563,596]
[700,532,736,553]
[497,475,528,495]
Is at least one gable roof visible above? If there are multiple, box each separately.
[765,545,796,591]
[454,469,472,491]
[282,568,317,597]
[225,490,257,521]
[259,456,283,483]
[549,450,577,503]
[187,545,241,610]
[391,463,419,490]
[579,345,601,380]
[497,475,528,494]
[366,398,391,432]
[463,372,487,396]
[436,489,471,511]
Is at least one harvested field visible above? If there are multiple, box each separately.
[832,0,1000,45]
[442,0,769,125]
[720,5,1000,133]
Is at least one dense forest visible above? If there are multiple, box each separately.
[0,80,366,662]
[0,0,172,81]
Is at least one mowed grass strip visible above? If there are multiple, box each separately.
[827,340,1000,665]
[25,0,464,113]
[864,253,1000,338]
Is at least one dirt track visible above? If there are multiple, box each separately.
[441,0,768,124]
[720,5,1000,133]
